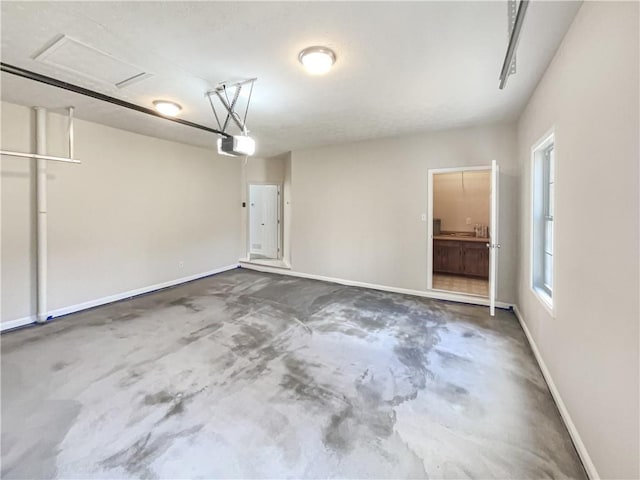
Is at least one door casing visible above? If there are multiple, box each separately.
[247,182,282,260]
[427,165,497,310]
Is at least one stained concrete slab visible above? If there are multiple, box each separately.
[1,268,586,479]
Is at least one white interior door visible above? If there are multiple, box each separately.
[489,160,500,315]
[249,184,279,259]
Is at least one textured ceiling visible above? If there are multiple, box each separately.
[0,1,581,157]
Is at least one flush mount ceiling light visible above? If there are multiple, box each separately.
[298,46,336,75]
[152,100,182,116]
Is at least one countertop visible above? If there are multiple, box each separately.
[433,234,490,243]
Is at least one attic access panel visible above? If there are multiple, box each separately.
[34,35,152,89]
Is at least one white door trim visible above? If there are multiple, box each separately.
[427,165,492,295]
[489,159,499,316]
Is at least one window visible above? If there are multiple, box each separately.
[532,133,555,309]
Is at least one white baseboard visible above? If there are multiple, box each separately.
[240,263,513,310]
[513,305,599,480]
[1,264,239,332]
[0,315,37,332]
[239,258,292,270]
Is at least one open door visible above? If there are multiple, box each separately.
[249,184,279,259]
[489,160,500,315]
[427,166,493,300]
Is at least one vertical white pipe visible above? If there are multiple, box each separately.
[68,106,74,159]
[35,107,48,323]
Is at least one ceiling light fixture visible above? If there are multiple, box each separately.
[298,46,336,75]
[152,100,182,116]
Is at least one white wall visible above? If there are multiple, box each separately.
[1,102,242,327]
[1,102,36,323]
[516,2,639,478]
[244,155,286,184]
[290,123,518,303]
[433,171,490,233]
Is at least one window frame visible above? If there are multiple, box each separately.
[542,144,554,296]
[530,131,555,315]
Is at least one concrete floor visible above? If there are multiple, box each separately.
[1,268,585,479]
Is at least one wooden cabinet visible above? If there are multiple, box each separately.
[433,241,464,274]
[462,242,489,277]
[433,239,489,278]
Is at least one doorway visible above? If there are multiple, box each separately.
[249,183,280,260]
[427,162,500,314]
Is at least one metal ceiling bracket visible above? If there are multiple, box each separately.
[206,78,256,136]
[1,106,81,164]
[499,0,529,90]
[0,151,81,164]
[217,88,243,133]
